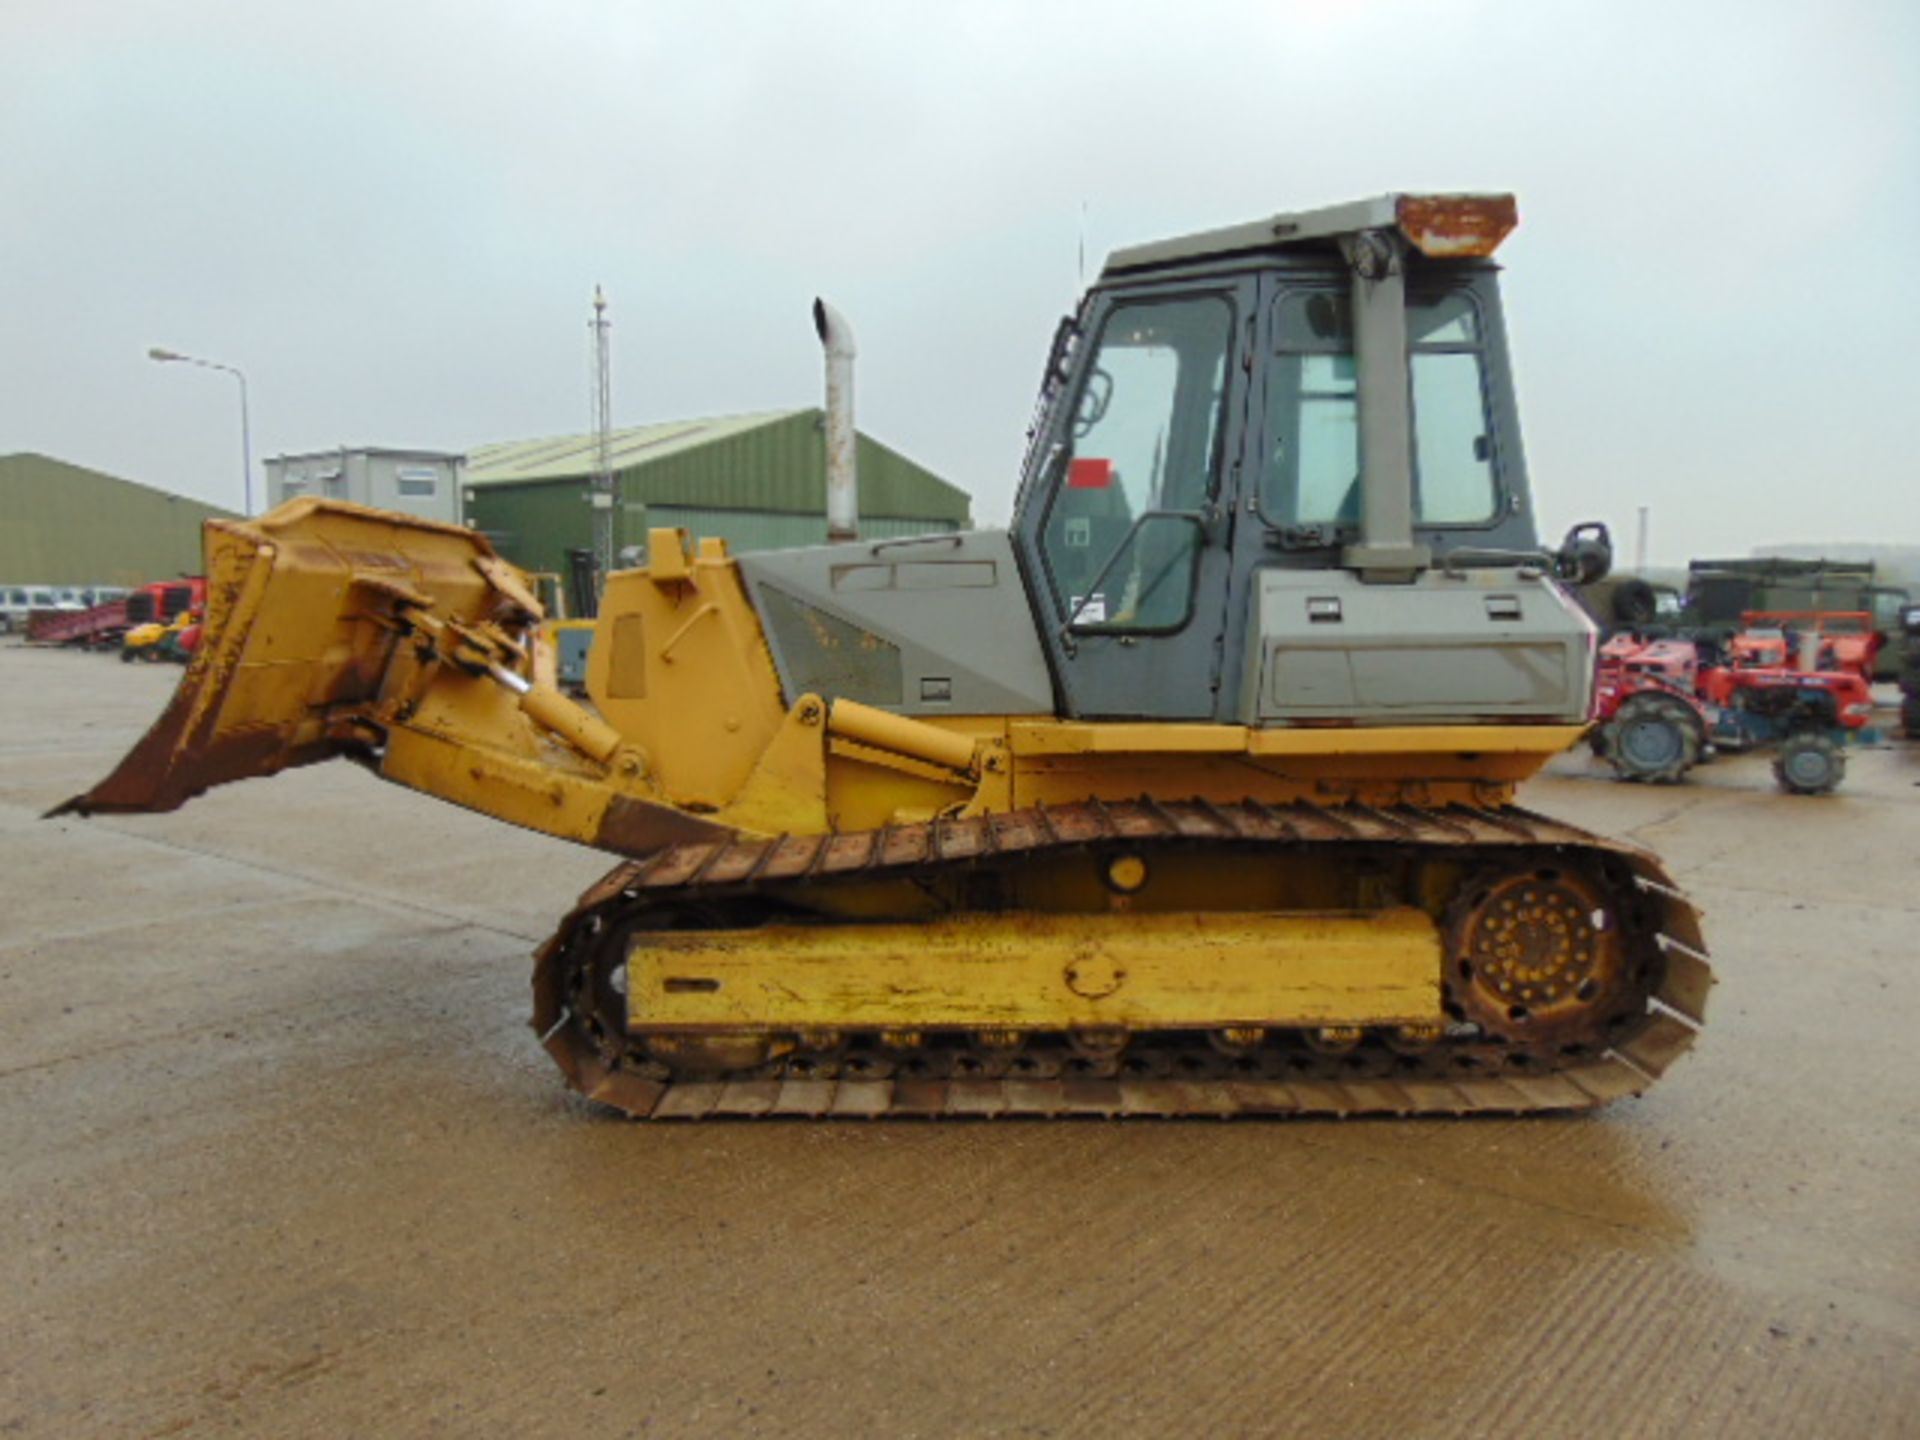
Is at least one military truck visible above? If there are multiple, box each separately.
[1684,558,1909,681]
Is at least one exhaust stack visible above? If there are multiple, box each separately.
[813,298,858,543]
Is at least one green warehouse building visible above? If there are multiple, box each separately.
[462,409,970,576]
[0,453,233,586]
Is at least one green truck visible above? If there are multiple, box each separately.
[1683,558,1909,682]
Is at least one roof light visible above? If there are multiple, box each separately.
[1395,195,1519,258]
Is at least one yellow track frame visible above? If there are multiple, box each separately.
[629,907,1441,1031]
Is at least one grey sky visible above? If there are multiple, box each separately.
[3,0,1915,565]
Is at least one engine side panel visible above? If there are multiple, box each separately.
[1243,568,1596,725]
[737,531,1055,717]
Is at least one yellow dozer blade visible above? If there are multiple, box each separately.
[53,501,744,859]
[56,500,511,814]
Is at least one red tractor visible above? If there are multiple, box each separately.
[1901,601,1920,739]
[1592,612,1876,793]
[1591,635,1713,783]
[1721,610,1880,680]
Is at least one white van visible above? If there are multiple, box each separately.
[0,585,60,634]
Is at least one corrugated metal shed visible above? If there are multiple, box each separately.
[463,410,970,576]
[0,453,232,585]
[467,412,797,484]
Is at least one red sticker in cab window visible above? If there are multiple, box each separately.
[1068,458,1113,490]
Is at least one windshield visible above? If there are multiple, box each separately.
[1259,287,1498,530]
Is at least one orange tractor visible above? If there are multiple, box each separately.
[1593,611,1877,792]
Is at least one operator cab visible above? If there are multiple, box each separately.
[1011,193,1598,725]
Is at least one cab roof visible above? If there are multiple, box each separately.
[1103,193,1517,276]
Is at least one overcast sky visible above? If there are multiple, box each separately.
[3,0,1915,565]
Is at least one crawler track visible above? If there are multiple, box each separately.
[532,800,1711,1119]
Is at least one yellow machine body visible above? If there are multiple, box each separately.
[72,500,1580,843]
[56,499,1708,1118]
[61,192,1709,1117]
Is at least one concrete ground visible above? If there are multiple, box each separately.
[2,641,1916,1439]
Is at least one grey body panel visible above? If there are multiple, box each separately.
[738,531,1055,716]
[1242,569,1596,726]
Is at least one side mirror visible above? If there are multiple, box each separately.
[1555,521,1613,587]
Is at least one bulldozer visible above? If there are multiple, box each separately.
[56,193,1710,1119]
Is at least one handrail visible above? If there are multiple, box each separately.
[867,532,966,557]
[1440,546,1551,577]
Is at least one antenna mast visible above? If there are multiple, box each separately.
[590,285,614,579]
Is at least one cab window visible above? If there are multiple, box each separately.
[1261,287,1498,529]
[1040,294,1231,631]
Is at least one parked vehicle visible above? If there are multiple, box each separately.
[1570,571,1685,636]
[120,579,206,661]
[528,571,594,695]
[1,585,62,634]
[1725,610,1880,682]
[27,597,131,648]
[122,579,203,629]
[1683,558,1909,681]
[5,584,140,636]
[1590,635,1711,783]
[148,616,204,664]
[1900,602,1920,740]
[1593,611,1876,793]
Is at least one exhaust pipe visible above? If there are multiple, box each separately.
[813,298,858,543]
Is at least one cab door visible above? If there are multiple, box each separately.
[1014,281,1253,719]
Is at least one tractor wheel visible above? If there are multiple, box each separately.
[1602,693,1701,783]
[1773,732,1845,795]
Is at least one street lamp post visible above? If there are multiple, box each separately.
[149,347,253,516]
